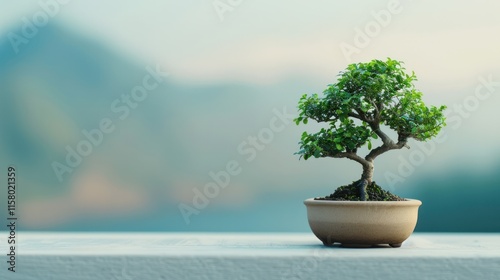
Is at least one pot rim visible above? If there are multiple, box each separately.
[304,198,422,206]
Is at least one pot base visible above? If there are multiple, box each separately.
[322,242,403,248]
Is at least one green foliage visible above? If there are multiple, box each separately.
[295,58,446,160]
[297,122,373,160]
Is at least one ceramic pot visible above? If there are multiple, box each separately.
[304,198,422,247]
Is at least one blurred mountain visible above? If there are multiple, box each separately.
[0,22,306,231]
[0,23,174,195]
[0,23,276,195]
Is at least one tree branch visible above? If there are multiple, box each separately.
[369,123,393,146]
[365,135,408,162]
[306,114,333,123]
[375,102,383,121]
[330,151,370,167]
[354,108,370,123]
[366,97,379,115]
[348,111,361,119]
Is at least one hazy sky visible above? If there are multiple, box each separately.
[2,0,499,86]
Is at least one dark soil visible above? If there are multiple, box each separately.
[315,181,406,201]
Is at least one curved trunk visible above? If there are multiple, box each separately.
[357,162,374,201]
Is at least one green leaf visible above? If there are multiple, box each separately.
[367,141,372,150]
[313,149,321,158]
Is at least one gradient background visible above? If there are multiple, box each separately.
[0,0,499,232]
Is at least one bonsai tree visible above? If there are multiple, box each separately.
[295,58,446,201]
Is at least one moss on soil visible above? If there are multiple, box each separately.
[315,181,406,201]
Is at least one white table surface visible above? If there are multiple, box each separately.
[1,232,500,280]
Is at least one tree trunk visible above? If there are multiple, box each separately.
[357,162,374,201]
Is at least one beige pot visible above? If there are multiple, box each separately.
[304,198,422,247]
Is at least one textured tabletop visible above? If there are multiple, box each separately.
[1,232,500,279]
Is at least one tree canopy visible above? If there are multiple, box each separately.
[295,58,446,163]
